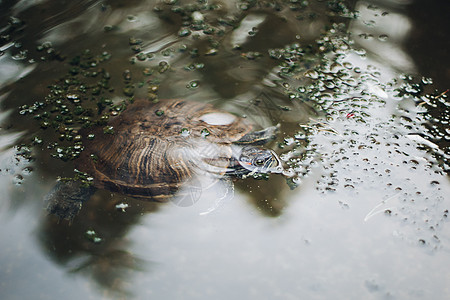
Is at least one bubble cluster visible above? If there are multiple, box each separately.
[1,145,34,186]
[264,22,449,250]
[15,49,143,183]
[1,16,65,63]
[153,0,228,55]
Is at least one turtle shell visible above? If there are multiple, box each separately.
[75,99,253,200]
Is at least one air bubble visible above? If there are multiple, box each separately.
[103,126,114,134]
[378,34,388,42]
[116,203,129,212]
[192,11,204,22]
[304,70,319,79]
[421,77,433,85]
[329,63,342,73]
[343,62,353,69]
[22,167,33,175]
[292,176,302,184]
[325,81,335,89]
[205,48,218,56]
[13,174,24,185]
[354,48,366,56]
[199,128,210,137]
[187,80,199,89]
[178,28,191,37]
[158,61,170,73]
[127,15,138,22]
[180,128,190,137]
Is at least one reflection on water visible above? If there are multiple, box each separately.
[1,0,450,299]
[40,190,159,295]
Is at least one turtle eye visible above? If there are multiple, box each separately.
[254,158,265,166]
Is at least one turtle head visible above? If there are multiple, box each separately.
[230,146,282,176]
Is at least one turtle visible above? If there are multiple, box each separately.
[46,99,282,220]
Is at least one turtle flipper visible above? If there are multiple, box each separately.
[199,178,235,215]
[45,181,96,221]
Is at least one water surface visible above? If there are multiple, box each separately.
[1,0,449,299]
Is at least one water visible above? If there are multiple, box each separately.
[1,0,450,299]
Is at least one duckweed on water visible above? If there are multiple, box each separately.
[16,49,144,182]
[55,168,94,187]
[241,51,262,60]
[123,86,135,97]
[84,229,103,243]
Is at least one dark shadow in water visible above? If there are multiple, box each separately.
[405,0,450,92]
[38,190,161,295]
[404,0,450,171]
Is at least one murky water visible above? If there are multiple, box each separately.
[1,0,449,299]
